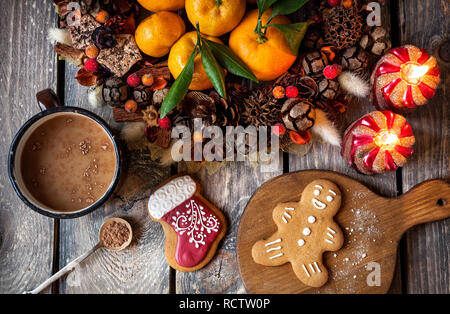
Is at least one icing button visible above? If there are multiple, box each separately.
[302,227,311,236]
[298,239,305,247]
[307,216,316,224]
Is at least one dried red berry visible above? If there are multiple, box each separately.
[323,64,341,79]
[285,86,299,98]
[272,123,286,136]
[327,0,341,6]
[84,58,99,73]
[127,73,140,87]
[158,116,171,129]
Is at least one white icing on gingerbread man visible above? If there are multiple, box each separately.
[252,179,344,288]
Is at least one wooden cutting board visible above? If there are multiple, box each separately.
[236,170,450,294]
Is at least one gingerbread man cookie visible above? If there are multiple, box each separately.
[148,175,227,272]
[252,179,344,287]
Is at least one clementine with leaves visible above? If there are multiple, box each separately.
[168,31,224,91]
[229,9,297,81]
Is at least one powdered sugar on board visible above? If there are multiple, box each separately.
[319,189,384,294]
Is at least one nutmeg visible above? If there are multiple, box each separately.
[281,98,316,132]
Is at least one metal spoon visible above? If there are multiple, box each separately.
[25,217,133,294]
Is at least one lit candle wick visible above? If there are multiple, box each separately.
[375,130,399,149]
[407,65,429,81]
[401,63,429,85]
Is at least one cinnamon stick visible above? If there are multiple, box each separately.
[112,107,144,122]
[156,128,172,148]
[55,43,84,64]
[133,61,171,80]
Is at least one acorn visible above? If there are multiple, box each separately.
[281,98,316,132]
[102,77,128,107]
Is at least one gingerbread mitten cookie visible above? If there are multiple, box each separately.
[252,179,344,287]
[148,175,227,272]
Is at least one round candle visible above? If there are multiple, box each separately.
[370,45,440,113]
[341,111,415,175]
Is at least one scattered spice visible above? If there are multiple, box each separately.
[101,220,130,249]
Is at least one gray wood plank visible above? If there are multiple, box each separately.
[176,158,283,293]
[0,0,57,293]
[57,48,171,293]
[288,0,403,293]
[398,0,449,294]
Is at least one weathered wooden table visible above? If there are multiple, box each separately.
[0,0,448,294]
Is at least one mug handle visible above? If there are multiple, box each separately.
[36,89,62,111]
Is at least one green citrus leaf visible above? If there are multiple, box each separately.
[256,0,278,17]
[205,39,259,83]
[270,21,311,56]
[270,0,309,19]
[201,39,227,98]
[160,46,197,118]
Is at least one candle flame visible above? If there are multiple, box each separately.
[407,65,429,81]
[375,131,399,149]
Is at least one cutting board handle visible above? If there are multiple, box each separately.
[394,179,450,233]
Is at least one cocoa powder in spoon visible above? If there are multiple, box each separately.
[100,220,130,249]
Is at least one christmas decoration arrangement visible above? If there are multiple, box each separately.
[48,0,440,174]
[252,179,344,288]
[147,175,227,271]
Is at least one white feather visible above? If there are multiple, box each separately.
[47,27,72,45]
[338,71,370,98]
[120,122,146,143]
[311,109,342,147]
[87,86,104,108]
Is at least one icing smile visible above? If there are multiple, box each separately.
[312,198,326,210]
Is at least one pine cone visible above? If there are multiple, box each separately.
[177,91,240,127]
[178,91,215,123]
[240,89,281,127]
[323,6,364,50]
